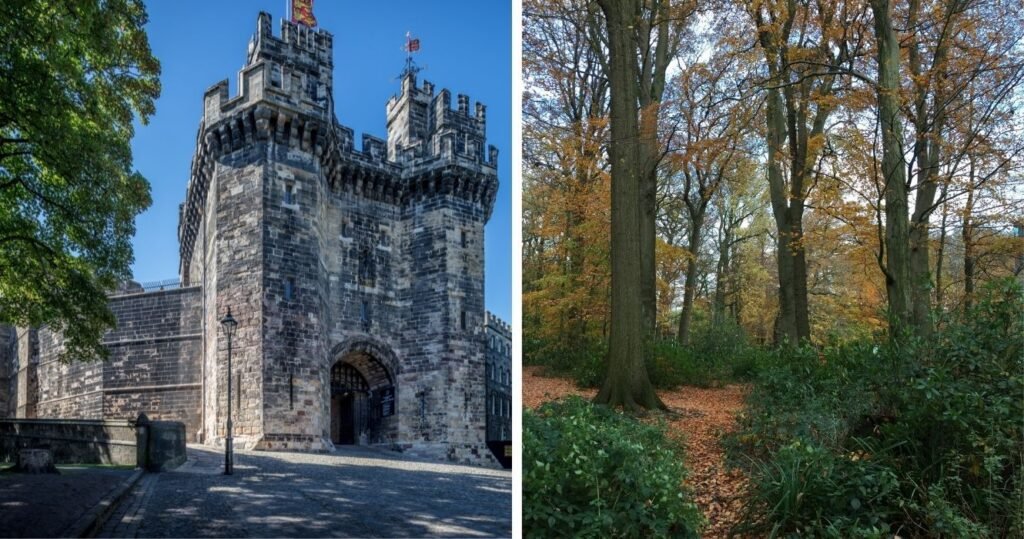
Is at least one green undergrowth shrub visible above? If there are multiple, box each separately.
[650,320,768,388]
[728,342,891,458]
[523,396,703,538]
[525,318,769,390]
[524,335,607,387]
[742,440,901,538]
[730,279,1024,538]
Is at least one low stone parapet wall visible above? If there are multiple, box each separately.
[0,418,137,465]
[0,417,189,471]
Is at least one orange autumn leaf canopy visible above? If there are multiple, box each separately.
[292,0,317,27]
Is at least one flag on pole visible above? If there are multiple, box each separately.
[292,0,317,27]
[405,32,420,53]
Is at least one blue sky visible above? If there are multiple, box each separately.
[130,0,512,321]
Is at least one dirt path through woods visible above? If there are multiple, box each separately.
[523,366,748,538]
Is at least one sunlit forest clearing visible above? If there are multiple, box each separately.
[521,0,1023,536]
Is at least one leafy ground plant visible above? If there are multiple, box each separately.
[523,396,703,538]
[730,279,1024,537]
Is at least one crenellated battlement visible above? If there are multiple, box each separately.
[485,311,511,339]
[251,11,333,72]
[386,74,498,170]
[201,12,334,128]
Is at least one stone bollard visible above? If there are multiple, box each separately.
[16,448,59,474]
[133,412,186,472]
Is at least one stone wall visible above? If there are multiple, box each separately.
[31,287,203,441]
[101,287,203,439]
[396,193,490,463]
[0,417,187,470]
[0,326,14,417]
[318,171,405,449]
[15,328,38,418]
[34,346,103,419]
[0,418,137,465]
[259,130,330,450]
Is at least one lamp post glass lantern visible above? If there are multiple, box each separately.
[220,308,238,475]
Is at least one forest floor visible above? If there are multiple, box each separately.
[523,366,749,538]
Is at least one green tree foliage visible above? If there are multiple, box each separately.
[0,0,160,361]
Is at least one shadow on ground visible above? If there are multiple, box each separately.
[0,465,133,537]
[131,445,511,538]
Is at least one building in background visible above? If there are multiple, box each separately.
[485,312,511,443]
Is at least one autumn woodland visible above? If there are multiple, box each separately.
[522,0,1023,536]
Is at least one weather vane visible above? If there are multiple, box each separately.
[401,31,422,79]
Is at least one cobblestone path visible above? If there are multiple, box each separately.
[98,445,511,538]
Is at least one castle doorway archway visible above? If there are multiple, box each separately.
[329,340,397,445]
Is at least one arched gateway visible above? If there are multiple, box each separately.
[329,339,398,446]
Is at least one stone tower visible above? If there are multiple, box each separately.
[176,12,498,463]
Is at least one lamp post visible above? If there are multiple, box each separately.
[220,308,238,475]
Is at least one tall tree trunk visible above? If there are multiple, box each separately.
[752,4,830,347]
[871,0,913,339]
[793,225,811,340]
[677,212,704,345]
[909,191,936,336]
[730,246,744,325]
[906,0,951,338]
[639,141,659,337]
[714,218,733,325]
[963,159,976,312]
[934,188,949,313]
[764,84,800,345]
[595,0,664,411]
[637,0,673,338]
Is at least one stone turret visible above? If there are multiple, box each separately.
[386,73,499,173]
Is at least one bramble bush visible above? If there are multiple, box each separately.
[523,396,703,538]
[730,279,1024,537]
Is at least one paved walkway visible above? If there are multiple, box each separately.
[98,445,512,537]
[0,465,135,537]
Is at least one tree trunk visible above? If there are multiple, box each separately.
[934,190,949,313]
[963,219,975,311]
[764,84,801,345]
[753,5,825,347]
[594,0,664,411]
[909,202,935,335]
[637,0,673,339]
[871,0,913,339]
[677,212,704,345]
[774,227,800,345]
[792,224,811,340]
[713,219,732,324]
[907,0,932,337]
[963,160,976,312]
[639,151,658,337]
